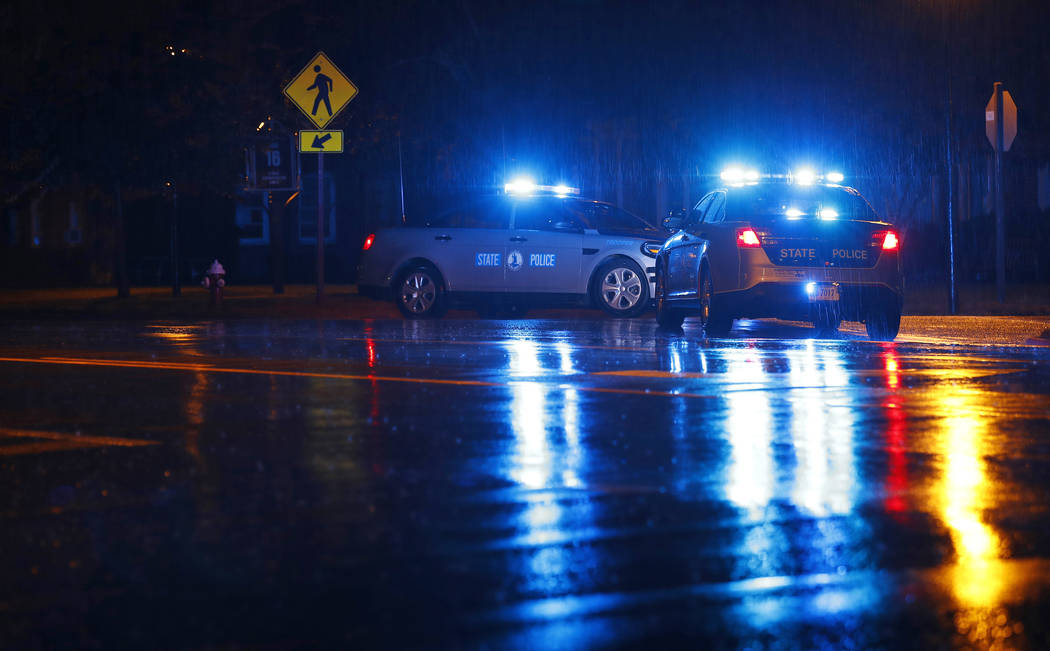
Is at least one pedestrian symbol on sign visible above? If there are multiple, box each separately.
[308,65,334,117]
[283,52,358,129]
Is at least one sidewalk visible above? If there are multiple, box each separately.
[904,282,1050,316]
[0,282,1047,320]
[0,285,402,320]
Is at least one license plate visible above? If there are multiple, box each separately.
[809,284,840,302]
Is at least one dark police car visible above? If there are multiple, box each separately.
[357,180,664,318]
[655,169,903,340]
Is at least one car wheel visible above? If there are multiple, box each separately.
[700,265,733,337]
[655,263,685,329]
[395,265,446,319]
[593,258,649,318]
[812,304,841,336]
[865,300,901,341]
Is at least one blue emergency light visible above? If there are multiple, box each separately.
[504,177,581,196]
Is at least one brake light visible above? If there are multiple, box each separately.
[873,230,899,251]
[362,233,375,251]
[736,228,762,248]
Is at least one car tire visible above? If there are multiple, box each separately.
[701,265,733,337]
[865,300,901,341]
[655,263,685,329]
[812,304,841,336]
[394,265,447,319]
[592,258,650,318]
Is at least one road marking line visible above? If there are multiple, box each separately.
[0,428,159,456]
[337,337,653,352]
[0,355,504,388]
[0,354,1023,404]
[0,355,720,399]
[596,368,1024,380]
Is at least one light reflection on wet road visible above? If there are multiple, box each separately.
[1,317,1049,648]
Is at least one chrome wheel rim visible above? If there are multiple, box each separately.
[399,272,436,314]
[601,267,643,311]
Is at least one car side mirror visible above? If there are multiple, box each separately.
[662,209,686,232]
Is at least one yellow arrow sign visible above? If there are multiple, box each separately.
[283,52,358,129]
[299,130,344,153]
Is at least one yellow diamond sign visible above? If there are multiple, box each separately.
[283,52,358,129]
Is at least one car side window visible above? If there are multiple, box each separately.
[685,194,713,228]
[427,198,510,229]
[512,200,584,233]
[701,192,726,224]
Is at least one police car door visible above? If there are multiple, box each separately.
[665,194,712,297]
[505,198,583,294]
[426,198,510,292]
[691,192,728,294]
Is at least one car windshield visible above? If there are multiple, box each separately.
[565,201,660,235]
[727,185,880,222]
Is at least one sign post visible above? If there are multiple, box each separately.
[283,52,358,304]
[985,82,1018,304]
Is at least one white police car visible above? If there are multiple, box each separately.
[655,168,904,340]
[357,180,664,318]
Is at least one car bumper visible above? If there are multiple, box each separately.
[716,280,902,321]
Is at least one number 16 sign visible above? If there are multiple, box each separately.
[244,135,297,192]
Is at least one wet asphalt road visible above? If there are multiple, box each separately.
[2,314,1050,649]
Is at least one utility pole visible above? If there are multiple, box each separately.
[168,180,180,297]
[944,2,957,315]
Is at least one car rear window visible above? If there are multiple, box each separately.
[727,186,879,222]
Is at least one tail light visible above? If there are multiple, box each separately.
[736,227,762,248]
[362,233,376,251]
[873,230,899,251]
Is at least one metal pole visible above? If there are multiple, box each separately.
[994,82,1005,304]
[945,3,956,315]
[316,152,325,304]
[170,181,180,297]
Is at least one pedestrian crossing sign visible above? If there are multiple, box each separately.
[283,52,358,129]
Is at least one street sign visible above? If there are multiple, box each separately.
[299,130,344,153]
[985,88,1018,152]
[283,52,358,129]
[244,136,297,191]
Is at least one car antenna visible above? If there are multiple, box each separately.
[398,131,406,225]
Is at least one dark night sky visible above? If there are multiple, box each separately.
[3,0,1050,220]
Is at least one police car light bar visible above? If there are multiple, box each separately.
[504,178,581,196]
[720,168,847,186]
[720,167,760,185]
[793,168,818,186]
[504,178,536,195]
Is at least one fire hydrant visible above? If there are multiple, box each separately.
[201,259,226,308]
